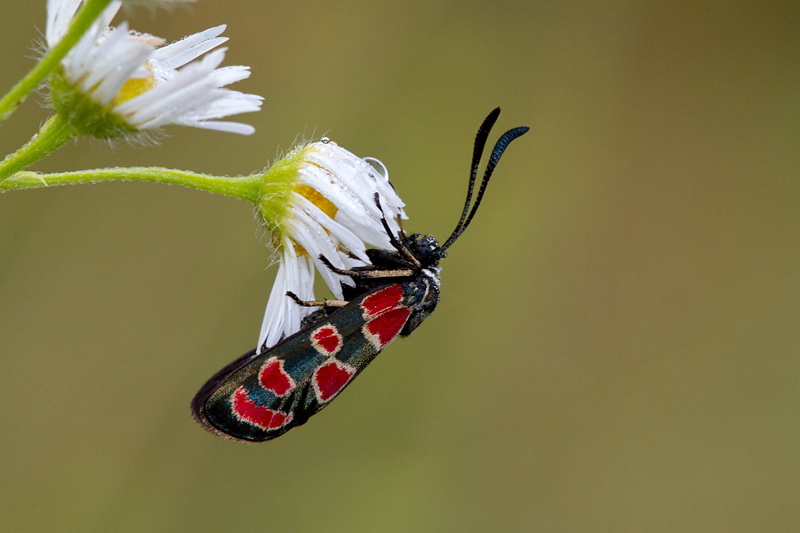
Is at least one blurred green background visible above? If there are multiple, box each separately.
[1,1,798,531]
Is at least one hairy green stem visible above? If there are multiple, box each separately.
[0,166,262,204]
[0,0,113,121]
[0,115,76,180]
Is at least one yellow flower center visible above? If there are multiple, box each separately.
[112,75,157,107]
[276,184,339,257]
[294,184,338,220]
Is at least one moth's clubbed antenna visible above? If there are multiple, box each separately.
[441,108,529,253]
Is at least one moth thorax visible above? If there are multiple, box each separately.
[422,267,442,290]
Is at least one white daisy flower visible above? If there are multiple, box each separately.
[46,0,262,137]
[256,139,407,350]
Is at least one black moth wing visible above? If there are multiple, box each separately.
[191,276,432,443]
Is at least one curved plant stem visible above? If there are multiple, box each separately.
[0,166,262,204]
[0,115,75,180]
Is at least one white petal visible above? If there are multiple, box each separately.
[181,121,256,135]
[287,211,346,299]
[150,24,228,69]
[258,249,290,350]
[291,192,369,262]
[257,240,317,351]
[46,0,82,46]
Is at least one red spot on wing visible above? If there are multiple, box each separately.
[313,359,356,403]
[311,325,343,356]
[361,284,404,318]
[258,358,295,397]
[231,386,292,430]
[363,306,412,350]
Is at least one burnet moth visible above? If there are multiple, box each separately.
[191,108,529,442]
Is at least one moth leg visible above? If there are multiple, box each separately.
[318,255,415,279]
[286,291,347,308]
[373,192,421,268]
[336,243,362,261]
